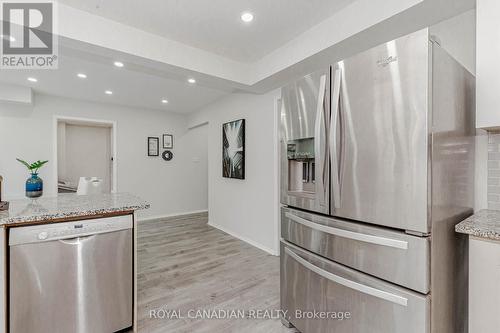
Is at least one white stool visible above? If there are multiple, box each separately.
[77,177,103,195]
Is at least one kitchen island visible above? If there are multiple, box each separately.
[456,210,500,332]
[0,193,149,333]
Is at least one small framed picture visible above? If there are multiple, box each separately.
[163,134,173,149]
[148,137,159,156]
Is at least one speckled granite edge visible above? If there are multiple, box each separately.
[0,193,150,226]
[455,209,500,241]
[1,204,150,225]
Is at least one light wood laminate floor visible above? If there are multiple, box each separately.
[137,213,297,333]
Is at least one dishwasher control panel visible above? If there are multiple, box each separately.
[47,223,113,238]
[9,215,133,246]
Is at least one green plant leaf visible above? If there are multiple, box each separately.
[16,158,31,169]
[16,158,48,171]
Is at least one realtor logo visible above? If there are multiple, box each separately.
[1,1,58,69]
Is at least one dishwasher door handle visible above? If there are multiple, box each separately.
[58,234,96,245]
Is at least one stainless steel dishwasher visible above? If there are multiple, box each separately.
[9,215,133,333]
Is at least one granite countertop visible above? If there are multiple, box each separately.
[0,192,150,226]
[455,210,500,241]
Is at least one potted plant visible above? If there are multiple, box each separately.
[16,159,49,198]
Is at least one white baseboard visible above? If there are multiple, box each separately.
[208,220,279,256]
[138,209,208,222]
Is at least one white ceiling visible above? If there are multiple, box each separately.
[0,0,475,113]
[0,50,230,113]
[56,0,356,62]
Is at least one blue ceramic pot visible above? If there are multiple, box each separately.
[26,173,43,198]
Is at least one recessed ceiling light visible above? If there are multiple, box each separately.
[241,12,254,23]
[113,61,124,68]
[105,90,113,95]
[161,99,168,104]
[1,34,15,42]
[77,73,87,79]
[187,78,196,84]
[27,77,37,82]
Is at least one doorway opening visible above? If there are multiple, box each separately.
[187,121,209,216]
[54,116,116,194]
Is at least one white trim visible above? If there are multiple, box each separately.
[208,220,279,256]
[188,121,209,130]
[138,209,208,222]
[52,116,58,195]
[132,211,138,332]
[53,115,118,195]
[274,96,281,255]
[0,228,6,333]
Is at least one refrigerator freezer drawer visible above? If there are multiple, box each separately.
[281,207,430,293]
[280,241,430,333]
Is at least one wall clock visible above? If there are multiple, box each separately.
[162,150,173,161]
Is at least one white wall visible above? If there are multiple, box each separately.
[476,0,500,209]
[189,90,280,255]
[0,83,32,105]
[0,93,208,219]
[476,0,500,129]
[431,9,476,74]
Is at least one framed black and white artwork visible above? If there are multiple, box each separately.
[163,134,173,149]
[222,119,245,179]
[147,137,159,156]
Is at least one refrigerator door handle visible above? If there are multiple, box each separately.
[314,74,328,209]
[284,247,408,306]
[330,66,342,209]
[285,212,409,250]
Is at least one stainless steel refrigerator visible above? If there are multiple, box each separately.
[280,28,475,333]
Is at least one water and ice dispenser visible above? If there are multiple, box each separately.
[287,138,315,194]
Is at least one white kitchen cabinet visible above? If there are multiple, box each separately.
[477,0,500,129]
[456,210,500,332]
[469,237,500,332]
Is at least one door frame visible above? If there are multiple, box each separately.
[52,115,117,194]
